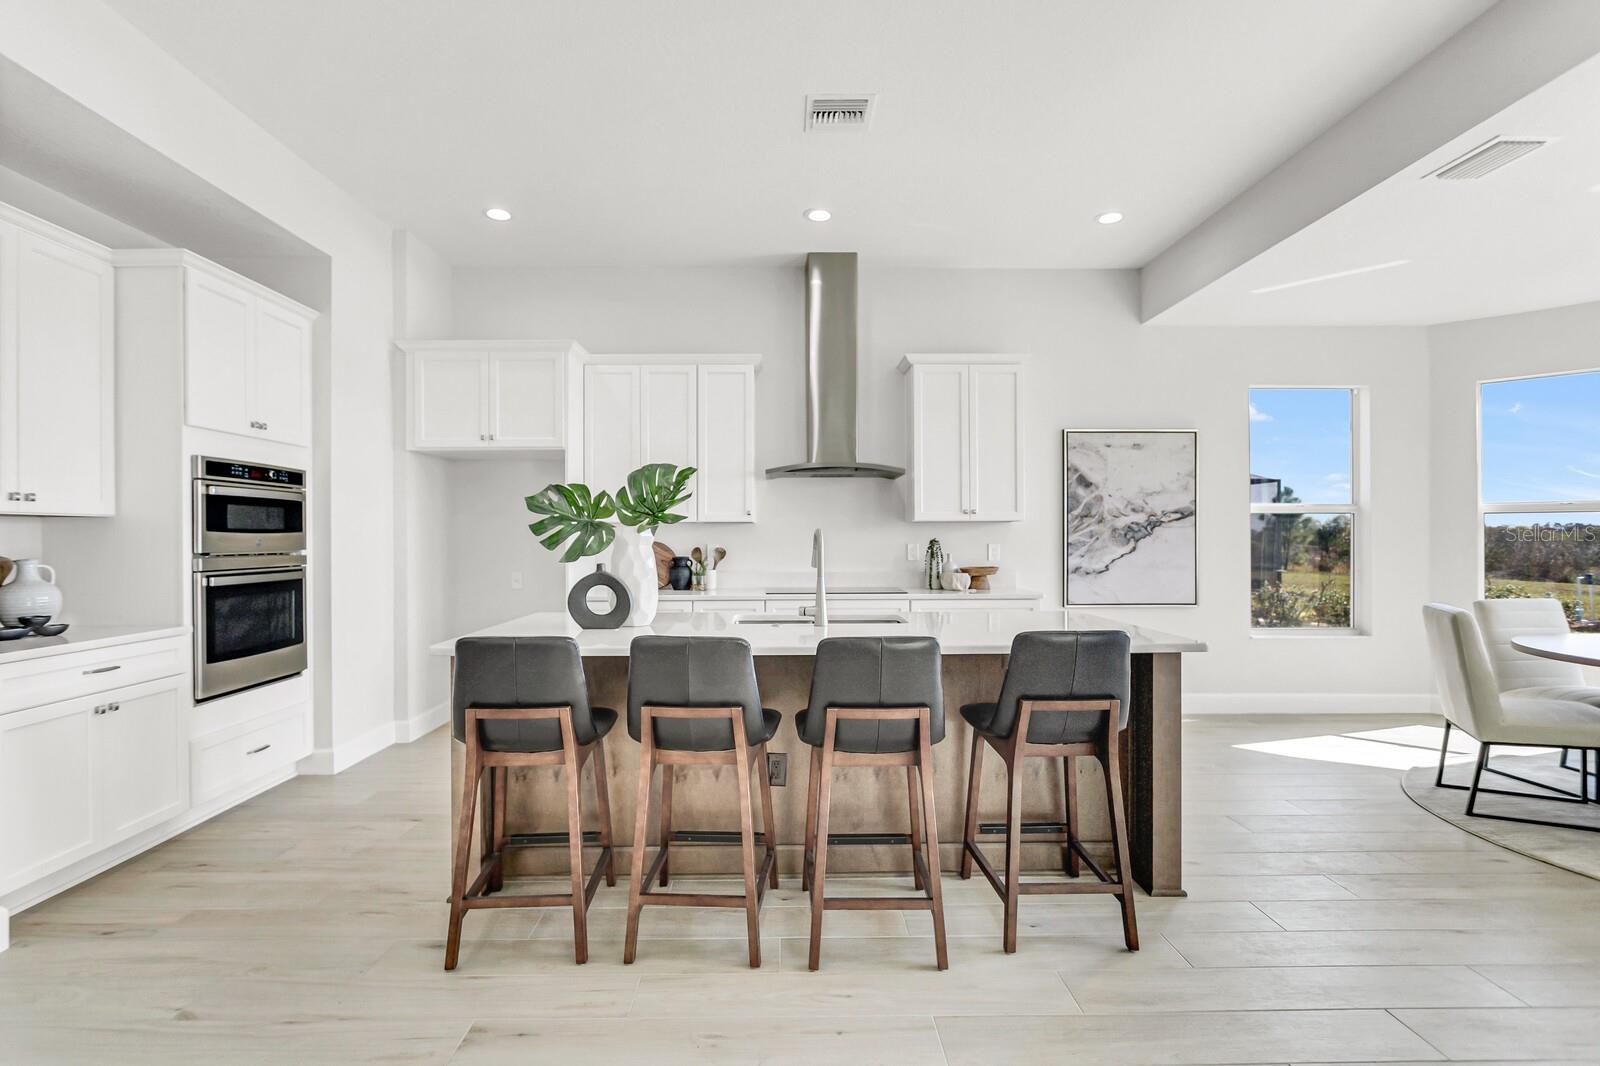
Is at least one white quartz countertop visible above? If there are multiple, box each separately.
[0,624,189,664]
[431,609,1205,657]
[658,587,1043,601]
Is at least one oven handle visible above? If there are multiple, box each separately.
[199,568,306,589]
[202,483,305,502]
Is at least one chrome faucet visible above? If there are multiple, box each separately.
[811,527,827,626]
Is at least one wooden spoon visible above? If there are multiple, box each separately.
[691,546,704,568]
[713,546,727,570]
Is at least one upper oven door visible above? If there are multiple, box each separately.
[194,479,307,555]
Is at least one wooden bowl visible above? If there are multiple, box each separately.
[959,565,999,591]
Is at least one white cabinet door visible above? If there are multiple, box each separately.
[92,680,187,847]
[696,364,756,523]
[968,364,1023,521]
[412,351,487,447]
[185,269,254,437]
[489,351,563,447]
[640,364,699,521]
[0,698,96,894]
[11,231,115,515]
[251,300,312,446]
[584,364,641,493]
[909,364,969,521]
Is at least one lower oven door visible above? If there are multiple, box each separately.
[194,564,308,702]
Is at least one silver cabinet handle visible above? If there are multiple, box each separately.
[83,665,121,675]
[108,703,120,713]
[93,705,107,716]
[22,492,36,503]
[260,422,268,431]
[246,743,272,755]
[5,492,18,501]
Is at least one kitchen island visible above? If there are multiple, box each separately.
[431,609,1205,895]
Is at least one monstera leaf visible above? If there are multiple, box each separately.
[525,483,618,562]
[613,463,696,533]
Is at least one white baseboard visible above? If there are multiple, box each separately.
[1183,692,1438,716]
[297,719,397,775]
[397,701,448,743]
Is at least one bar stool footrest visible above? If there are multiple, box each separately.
[977,820,1068,835]
[507,830,603,847]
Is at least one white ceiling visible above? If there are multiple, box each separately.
[1157,50,1600,325]
[102,0,1493,269]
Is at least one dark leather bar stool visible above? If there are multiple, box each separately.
[445,637,616,970]
[799,636,948,970]
[959,630,1139,953]
[624,636,780,968]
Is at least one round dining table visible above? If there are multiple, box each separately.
[1510,632,1600,667]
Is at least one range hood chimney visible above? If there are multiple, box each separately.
[765,252,904,479]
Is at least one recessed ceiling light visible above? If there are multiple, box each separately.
[484,207,512,222]
[804,208,832,222]
[1096,211,1124,225]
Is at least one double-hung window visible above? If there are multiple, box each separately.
[1248,388,1358,630]
[1480,370,1600,630]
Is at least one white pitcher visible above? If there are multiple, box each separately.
[0,558,63,625]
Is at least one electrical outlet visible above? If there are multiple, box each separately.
[907,542,920,562]
[987,543,1001,562]
[766,752,788,787]
[510,571,524,590]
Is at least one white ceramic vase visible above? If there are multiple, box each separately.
[609,529,659,626]
[0,558,63,625]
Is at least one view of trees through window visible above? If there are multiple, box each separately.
[1248,389,1355,629]
[1480,370,1600,630]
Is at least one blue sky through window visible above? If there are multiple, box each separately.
[1481,371,1600,510]
[1248,388,1352,505]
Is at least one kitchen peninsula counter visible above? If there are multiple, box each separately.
[432,610,1204,895]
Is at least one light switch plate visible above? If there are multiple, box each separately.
[987,544,1001,562]
[766,752,788,787]
[906,542,920,562]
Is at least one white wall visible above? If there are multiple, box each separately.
[453,264,1436,708]
[1427,299,1600,609]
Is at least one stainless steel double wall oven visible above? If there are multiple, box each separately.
[192,457,308,701]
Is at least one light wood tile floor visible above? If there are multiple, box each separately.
[4,714,1598,1064]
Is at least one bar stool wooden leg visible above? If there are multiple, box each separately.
[959,733,983,879]
[562,733,589,964]
[917,715,949,970]
[757,743,780,890]
[445,740,481,972]
[1062,755,1080,878]
[623,720,655,966]
[808,719,838,971]
[488,766,508,892]
[733,723,762,968]
[803,745,822,891]
[658,764,673,887]
[592,737,616,887]
[1002,752,1024,954]
[1102,734,1139,951]
[906,765,925,891]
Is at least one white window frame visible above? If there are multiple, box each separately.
[1476,368,1600,601]
[1247,386,1367,636]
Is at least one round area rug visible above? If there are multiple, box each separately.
[1403,748,1600,880]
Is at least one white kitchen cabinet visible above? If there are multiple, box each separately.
[696,363,757,522]
[91,680,187,845]
[183,261,314,447]
[0,208,116,516]
[582,356,757,522]
[900,355,1025,523]
[405,343,575,452]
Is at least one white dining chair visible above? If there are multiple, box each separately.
[1475,597,1600,786]
[1422,603,1600,831]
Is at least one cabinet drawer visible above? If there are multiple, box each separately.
[192,704,309,803]
[655,600,694,614]
[0,636,186,717]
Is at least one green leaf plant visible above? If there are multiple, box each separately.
[613,463,696,535]
[525,463,696,562]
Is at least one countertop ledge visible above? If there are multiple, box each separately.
[0,625,190,665]
[432,609,1205,657]
[659,587,1044,600]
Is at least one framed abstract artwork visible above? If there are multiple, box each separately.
[1063,429,1198,606]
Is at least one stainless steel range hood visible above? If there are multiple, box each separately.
[765,252,904,479]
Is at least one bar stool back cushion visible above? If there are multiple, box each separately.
[452,636,613,751]
[798,636,944,752]
[1473,597,1587,692]
[969,631,1130,744]
[628,635,775,751]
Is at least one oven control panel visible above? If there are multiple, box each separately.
[195,457,306,488]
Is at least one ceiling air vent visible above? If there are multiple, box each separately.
[1427,136,1549,180]
[805,94,874,131]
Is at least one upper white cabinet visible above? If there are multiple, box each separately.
[0,206,116,516]
[403,341,579,452]
[582,355,758,523]
[183,264,314,446]
[900,354,1025,523]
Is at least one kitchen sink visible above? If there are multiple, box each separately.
[733,613,909,625]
